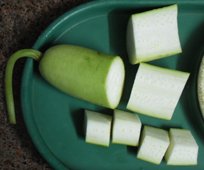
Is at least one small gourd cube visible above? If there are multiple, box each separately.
[165,128,199,165]
[112,109,142,146]
[137,126,170,164]
[84,110,112,147]
[126,4,182,64]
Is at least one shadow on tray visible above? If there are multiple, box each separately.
[178,22,204,142]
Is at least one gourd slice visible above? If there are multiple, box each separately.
[165,128,198,165]
[112,109,142,146]
[84,110,112,147]
[137,126,170,165]
[126,4,182,64]
[127,63,190,120]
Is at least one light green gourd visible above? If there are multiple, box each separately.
[5,44,125,124]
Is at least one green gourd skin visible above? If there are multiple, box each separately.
[5,44,125,124]
[39,45,124,109]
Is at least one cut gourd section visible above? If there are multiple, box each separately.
[127,63,190,120]
[137,126,170,165]
[126,4,182,64]
[165,128,198,165]
[112,109,142,146]
[84,110,112,147]
[40,45,125,109]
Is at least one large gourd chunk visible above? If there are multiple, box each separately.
[126,4,182,64]
[127,63,189,120]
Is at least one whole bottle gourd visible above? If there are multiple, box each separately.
[5,44,125,124]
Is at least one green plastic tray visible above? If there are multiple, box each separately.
[21,0,204,169]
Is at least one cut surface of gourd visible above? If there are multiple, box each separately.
[84,110,112,147]
[127,63,190,120]
[105,57,125,108]
[137,126,170,165]
[165,128,198,165]
[112,109,142,146]
[126,4,182,64]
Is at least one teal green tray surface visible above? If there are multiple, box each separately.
[21,0,204,169]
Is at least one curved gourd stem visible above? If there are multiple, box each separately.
[5,49,42,124]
